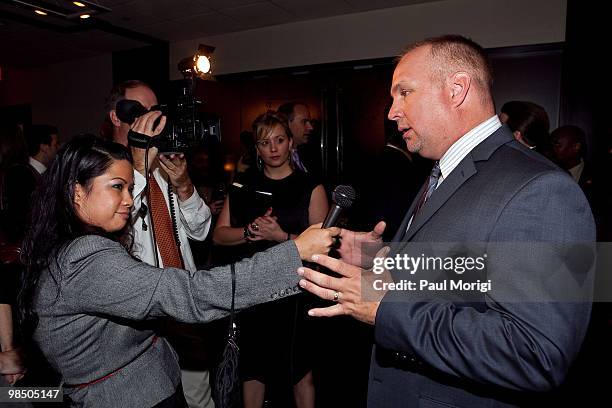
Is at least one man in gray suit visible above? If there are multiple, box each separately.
[298,35,595,407]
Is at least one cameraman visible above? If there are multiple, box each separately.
[103,80,215,408]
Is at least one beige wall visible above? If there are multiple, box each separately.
[170,0,567,78]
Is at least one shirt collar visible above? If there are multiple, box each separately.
[568,159,585,182]
[29,157,47,174]
[438,115,502,183]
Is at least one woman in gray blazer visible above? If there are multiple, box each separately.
[18,135,338,407]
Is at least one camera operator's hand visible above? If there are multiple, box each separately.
[159,153,195,202]
[130,111,166,175]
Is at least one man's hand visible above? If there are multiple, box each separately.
[158,153,194,201]
[337,221,386,268]
[298,246,390,325]
[130,111,166,175]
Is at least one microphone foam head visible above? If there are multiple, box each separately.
[333,185,356,209]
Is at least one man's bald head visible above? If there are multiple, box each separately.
[388,35,496,159]
[400,35,494,106]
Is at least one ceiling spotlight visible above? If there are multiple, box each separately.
[178,44,215,79]
[79,14,91,19]
[195,44,215,74]
[73,1,86,7]
[34,9,48,15]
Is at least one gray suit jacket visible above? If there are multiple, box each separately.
[368,126,595,407]
[33,235,303,407]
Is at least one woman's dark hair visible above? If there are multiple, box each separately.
[18,134,133,336]
[501,100,550,150]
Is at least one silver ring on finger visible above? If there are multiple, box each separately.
[333,291,340,302]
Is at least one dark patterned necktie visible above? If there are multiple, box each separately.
[148,174,183,268]
[413,161,441,217]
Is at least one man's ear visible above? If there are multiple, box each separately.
[449,72,470,108]
[110,110,122,127]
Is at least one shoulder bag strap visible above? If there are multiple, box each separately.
[229,263,236,339]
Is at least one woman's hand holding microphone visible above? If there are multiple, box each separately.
[293,223,340,261]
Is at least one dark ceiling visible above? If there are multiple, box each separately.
[0,0,439,68]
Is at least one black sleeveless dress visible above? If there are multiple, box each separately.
[221,169,319,387]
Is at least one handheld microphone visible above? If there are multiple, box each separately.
[322,185,357,228]
[310,185,356,283]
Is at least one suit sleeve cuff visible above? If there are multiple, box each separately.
[374,292,417,355]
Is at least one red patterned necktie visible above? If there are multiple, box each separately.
[148,174,183,268]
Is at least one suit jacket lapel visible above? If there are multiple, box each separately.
[399,126,515,242]
[403,157,477,241]
[391,181,427,242]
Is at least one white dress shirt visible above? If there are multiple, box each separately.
[29,157,46,174]
[131,167,212,272]
[568,159,585,183]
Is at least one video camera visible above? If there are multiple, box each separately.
[120,82,220,154]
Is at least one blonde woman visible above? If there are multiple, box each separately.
[214,111,328,408]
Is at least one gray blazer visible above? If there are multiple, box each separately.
[33,235,303,407]
[368,126,595,407]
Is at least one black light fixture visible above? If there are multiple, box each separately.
[178,44,215,79]
[9,0,111,20]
